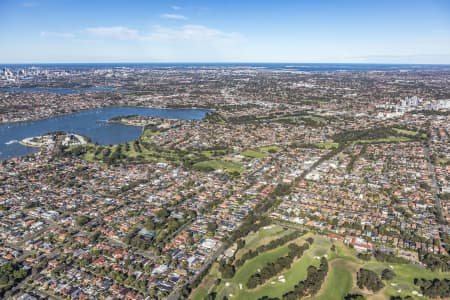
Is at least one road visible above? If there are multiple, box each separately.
[168,147,344,299]
[167,243,227,300]
[423,142,446,227]
[5,146,341,299]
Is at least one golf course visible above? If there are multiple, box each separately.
[190,225,450,300]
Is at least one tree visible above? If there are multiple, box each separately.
[414,278,450,298]
[237,239,246,249]
[156,208,170,219]
[207,222,218,234]
[219,261,235,279]
[357,268,384,292]
[420,252,450,272]
[0,274,9,285]
[91,231,101,242]
[344,294,365,300]
[281,257,328,299]
[144,218,155,230]
[357,253,371,261]
[247,273,262,289]
[76,215,90,226]
[381,268,396,280]
[246,242,309,288]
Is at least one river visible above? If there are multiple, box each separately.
[0,106,209,160]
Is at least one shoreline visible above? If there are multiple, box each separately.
[107,115,186,127]
[0,104,213,126]
[19,133,88,149]
[18,140,42,148]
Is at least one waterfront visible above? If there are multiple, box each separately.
[0,86,114,94]
[0,106,209,160]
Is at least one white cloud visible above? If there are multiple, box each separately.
[85,26,139,40]
[161,13,188,20]
[21,1,37,8]
[171,6,181,11]
[40,31,74,38]
[148,24,242,43]
[39,24,242,46]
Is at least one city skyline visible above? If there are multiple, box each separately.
[1,0,450,64]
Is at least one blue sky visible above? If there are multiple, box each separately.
[1,0,449,63]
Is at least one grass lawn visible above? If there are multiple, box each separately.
[233,242,292,284]
[194,228,450,300]
[140,128,160,143]
[218,247,319,300]
[352,136,412,144]
[392,128,418,136]
[190,287,208,300]
[235,225,292,260]
[303,115,326,123]
[217,246,320,300]
[192,159,243,174]
[71,140,168,164]
[314,142,340,149]
[392,127,426,139]
[80,144,99,161]
[311,259,353,300]
[259,145,280,152]
[201,149,229,158]
[190,263,222,300]
[333,241,361,263]
[67,126,236,169]
[342,127,427,146]
[363,261,450,300]
[195,226,294,299]
[309,235,332,257]
[274,116,298,123]
[241,145,281,159]
[215,233,331,300]
[241,149,267,159]
[245,253,318,299]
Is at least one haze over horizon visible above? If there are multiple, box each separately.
[1,0,450,64]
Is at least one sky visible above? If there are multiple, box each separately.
[0,0,450,64]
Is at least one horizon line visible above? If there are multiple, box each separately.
[1,61,450,66]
